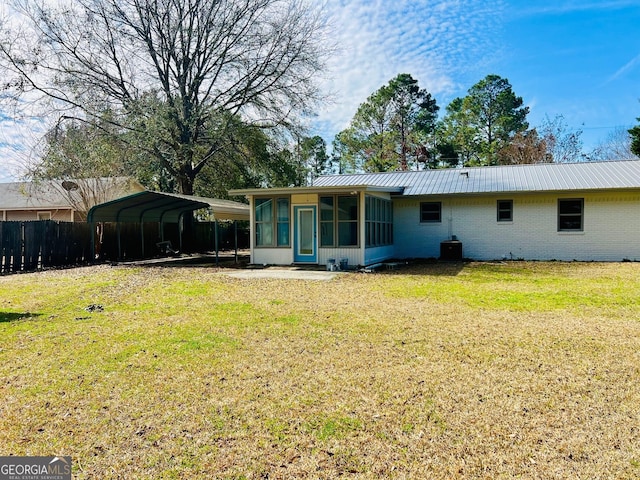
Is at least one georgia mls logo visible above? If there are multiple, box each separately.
[0,456,71,480]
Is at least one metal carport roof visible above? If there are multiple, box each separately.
[87,190,249,262]
[87,190,249,223]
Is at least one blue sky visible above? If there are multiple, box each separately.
[315,0,640,156]
[1,0,639,182]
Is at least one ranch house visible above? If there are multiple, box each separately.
[230,160,640,267]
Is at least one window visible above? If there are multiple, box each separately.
[320,195,358,247]
[497,200,513,222]
[320,196,334,246]
[37,211,52,220]
[558,199,583,231]
[255,198,273,246]
[365,196,393,247]
[338,196,358,246]
[420,202,441,223]
[276,198,290,246]
[255,197,290,246]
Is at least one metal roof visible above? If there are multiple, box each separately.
[229,184,404,196]
[87,191,249,223]
[312,160,640,196]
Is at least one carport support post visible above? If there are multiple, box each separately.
[140,221,145,259]
[215,219,219,266]
[178,213,184,253]
[117,222,122,261]
[90,221,95,264]
[234,220,238,264]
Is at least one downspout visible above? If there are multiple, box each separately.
[447,202,454,240]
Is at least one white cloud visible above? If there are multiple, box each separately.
[0,0,507,180]
[0,123,30,183]
[315,0,506,142]
[0,107,47,183]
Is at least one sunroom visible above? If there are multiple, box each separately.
[229,185,403,268]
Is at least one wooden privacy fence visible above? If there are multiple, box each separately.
[0,221,92,274]
[0,220,250,274]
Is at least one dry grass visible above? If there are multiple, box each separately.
[1,261,639,479]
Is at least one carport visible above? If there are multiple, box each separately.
[87,190,249,262]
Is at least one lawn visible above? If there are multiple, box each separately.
[1,261,639,479]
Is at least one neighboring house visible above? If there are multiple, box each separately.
[0,177,145,222]
[230,160,640,265]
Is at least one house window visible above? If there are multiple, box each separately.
[320,196,334,246]
[365,196,393,247]
[276,198,290,246]
[420,202,441,223]
[558,199,583,231]
[255,197,290,246]
[497,200,513,222]
[37,211,52,220]
[320,195,359,247]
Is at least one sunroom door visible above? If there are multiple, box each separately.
[293,206,317,263]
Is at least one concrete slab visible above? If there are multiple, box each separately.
[224,268,339,281]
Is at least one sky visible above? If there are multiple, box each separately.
[1,0,639,182]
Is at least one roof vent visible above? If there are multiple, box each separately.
[460,171,469,178]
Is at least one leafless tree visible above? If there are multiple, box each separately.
[497,128,549,165]
[0,0,332,194]
[26,177,142,221]
[589,126,640,162]
[538,114,583,163]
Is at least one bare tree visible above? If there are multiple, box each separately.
[0,0,331,195]
[497,128,549,165]
[25,177,143,221]
[538,114,583,163]
[589,126,640,161]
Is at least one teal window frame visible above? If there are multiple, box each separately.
[365,195,393,247]
[319,195,359,247]
[320,196,334,247]
[254,196,290,247]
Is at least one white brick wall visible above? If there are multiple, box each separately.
[393,192,640,261]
